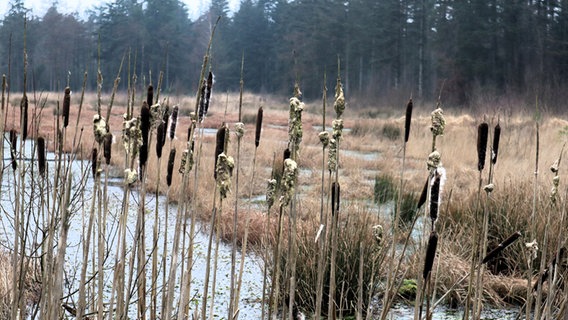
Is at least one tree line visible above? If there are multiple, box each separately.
[1,0,568,109]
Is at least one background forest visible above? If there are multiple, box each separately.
[1,0,567,110]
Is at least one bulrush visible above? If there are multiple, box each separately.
[214,124,228,179]
[216,153,234,199]
[91,148,99,179]
[93,114,108,144]
[199,71,214,122]
[280,158,298,207]
[156,122,166,158]
[10,129,17,170]
[169,105,179,140]
[429,173,441,223]
[423,231,439,280]
[21,94,28,140]
[63,87,71,128]
[417,177,429,210]
[166,149,176,187]
[492,123,501,164]
[331,182,340,217]
[404,98,413,143]
[477,122,489,171]
[140,101,151,167]
[482,231,522,264]
[147,85,154,107]
[37,137,46,177]
[103,133,112,165]
[255,107,263,148]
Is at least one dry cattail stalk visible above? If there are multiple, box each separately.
[482,231,522,264]
[63,87,71,128]
[91,148,99,178]
[103,133,112,165]
[491,123,501,164]
[167,148,176,187]
[423,231,439,279]
[532,248,565,291]
[477,122,489,171]
[331,182,340,217]
[280,158,298,207]
[214,124,228,179]
[255,107,263,148]
[10,129,17,170]
[169,105,179,140]
[147,84,154,107]
[156,121,166,158]
[37,137,46,177]
[21,94,28,140]
[404,99,413,143]
[93,114,108,144]
[429,173,441,222]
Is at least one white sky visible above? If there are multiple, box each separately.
[0,0,240,21]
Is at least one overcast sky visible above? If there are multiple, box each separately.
[0,0,239,21]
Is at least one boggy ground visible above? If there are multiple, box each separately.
[4,89,567,314]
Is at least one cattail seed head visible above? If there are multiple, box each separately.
[430,108,445,137]
[430,173,441,222]
[216,152,234,199]
[318,131,329,148]
[140,102,151,166]
[37,137,46,177]
[103,133,112,165]
[122,116,142,157]
[198,72,214,122]
[93,114,108,144]
[10,129,17,170]
[255,107,263,148]
[328,138,338,172]
[477,122,489,171]
[491,123,501,164]
[288,96,304,156]
[21,94,28,140]
[235,122,245,139]
[423,231,439,279]
[417,177,429,210]
[334,80,345,118]
[214,124,228,179]
[169,105,179,140]
[147,84,154,107]
[331,182,340,217]
[332,119,344,140]
[482,231,521,264]
[156,121,166,158]
[280,158,298,207]
[266,178,278,210]
[167,148,176,186]
[63,87,71,128]
[124,168,138,186]
[404,98,413,143]
[91,148,99,178]
[427,150,441,170]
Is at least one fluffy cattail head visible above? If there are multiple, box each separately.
[477,122,489,171]
[482,231,521,264]
[430,108,445,137]
[423,231,439,280]
[331,182,340,217]
[169,105,179,140]
[21,94,28,140]
[404,98,413,143]
[147,84,154,107]
[63,87,71,128]
[156,121,166,158]
[91,148,99,179]
[37,137,46,177]
[167,148,176,187]
[10,129,17,170]
[255,107,263,148]
[492,123,501,165]
[103,133,112,165]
